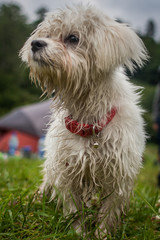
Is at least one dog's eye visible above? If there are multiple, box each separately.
[64,35,79,45]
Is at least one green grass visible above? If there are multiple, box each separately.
[0,144,160,239]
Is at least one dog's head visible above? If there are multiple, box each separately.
[20,4,148,95]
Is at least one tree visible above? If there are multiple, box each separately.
[145,19,156,38]
[33,7,48,27]
[0,3,41,116]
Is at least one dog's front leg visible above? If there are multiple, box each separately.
[95,196,123,238]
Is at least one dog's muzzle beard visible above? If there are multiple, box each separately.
[29,39,69,96]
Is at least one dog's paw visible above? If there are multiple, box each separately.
[33,188,44,202]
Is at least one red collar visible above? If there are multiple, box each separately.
[65,108,117,138]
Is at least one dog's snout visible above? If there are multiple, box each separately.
[31,40,47,53]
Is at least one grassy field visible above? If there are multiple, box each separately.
[0,144,160,240]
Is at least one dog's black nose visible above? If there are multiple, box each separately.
[31,40,47,53]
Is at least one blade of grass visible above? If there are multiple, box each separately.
[135,189,158,215]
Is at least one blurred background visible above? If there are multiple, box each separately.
[0,0,160,157]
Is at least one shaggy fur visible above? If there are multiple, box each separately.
[20,4,148,236]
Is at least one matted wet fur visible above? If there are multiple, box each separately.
[20,4,148,237]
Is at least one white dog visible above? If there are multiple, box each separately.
[20,4,148,236]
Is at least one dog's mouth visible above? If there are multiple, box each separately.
[32,53,47,66]
[31,50,54,68]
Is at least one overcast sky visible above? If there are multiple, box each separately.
[2,0,160,40]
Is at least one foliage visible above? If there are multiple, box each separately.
[135,36,160,85]
[132,81,156,142]
[0,3,42,116]
[0,145,160,239]
[145,20,156,38]
[33,7,48,27]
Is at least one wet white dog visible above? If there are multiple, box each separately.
[20,4,148,236]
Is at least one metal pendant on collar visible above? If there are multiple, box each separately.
[92,125,99,148]
[93,141,99,148]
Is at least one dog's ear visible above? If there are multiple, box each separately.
[112,23,148,72]
[95,21,148,73]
